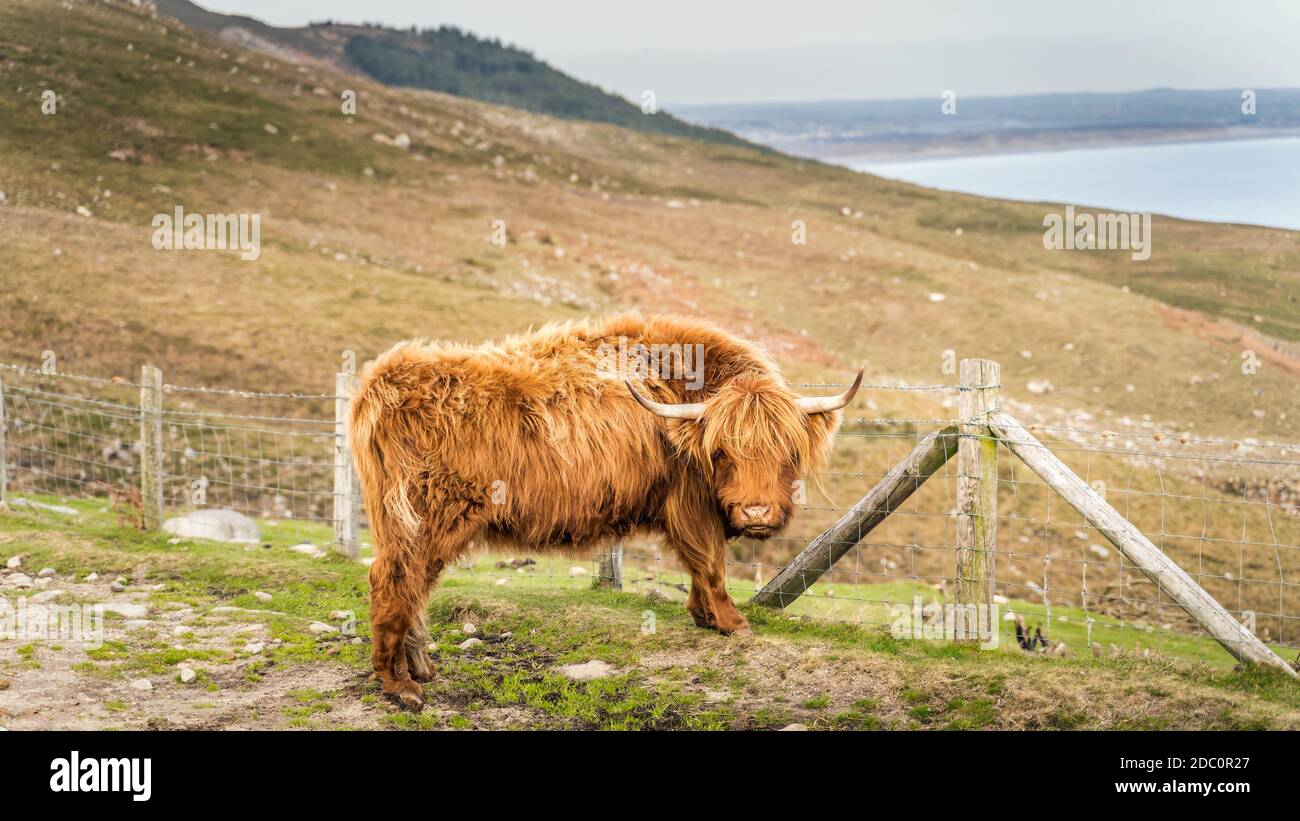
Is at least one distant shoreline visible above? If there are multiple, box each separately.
[761,126,1300,164]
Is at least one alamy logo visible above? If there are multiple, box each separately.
[50,751,151,802]
[596,336,705,391]
[890,596,999,649]
[1042,205,1151,261]
[151,206,261,261]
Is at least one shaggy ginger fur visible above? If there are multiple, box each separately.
[350,313,847,709]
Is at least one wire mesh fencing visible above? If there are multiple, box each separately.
[2,360,1297,668]
[0,363,343,534]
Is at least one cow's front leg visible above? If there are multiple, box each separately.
[674,539,749,636]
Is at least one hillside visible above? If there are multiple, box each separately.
[2,0,1298,444]
[150,0,749,147]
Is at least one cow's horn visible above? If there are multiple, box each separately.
[797,368,864,414]
[625,381,706,420]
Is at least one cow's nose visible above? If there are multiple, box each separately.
[743,505,770,520]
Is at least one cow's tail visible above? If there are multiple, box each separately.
[348,355,423,565]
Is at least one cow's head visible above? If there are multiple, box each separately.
[627,369,861,539]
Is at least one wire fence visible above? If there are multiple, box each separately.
[1,361,1297,667]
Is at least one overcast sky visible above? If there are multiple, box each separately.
[199,0,1300,105]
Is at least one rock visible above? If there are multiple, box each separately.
[289,542,326,559]
[645,588,669,602]
[129,678,153,691]
[253,591,273,602]
[308,621,338,634]
[166,538,181,545]
[101,602,149,618]
[32,589,65,603]
[1091,642,1102,658]
[5,556,21,569]
[779,723,808,731]
[458,637,483,651]
[8,574,33,588]
[84,572,99,582]
[243,641,265,654]
[1026,379,1055,395]
[173,626,193,636]
[462,622,478,636]
[556,659,615,681]
[37,567,56,578]
[179,667,197,684]
[328,610,351,620]
[110,582,127,593]
[11,499,79,515]
[162,508,260,544]
[425,643,440,655]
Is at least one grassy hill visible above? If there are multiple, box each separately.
[1,0,1296,444]
[150,0,749,147]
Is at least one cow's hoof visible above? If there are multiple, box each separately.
[382,679,425,712]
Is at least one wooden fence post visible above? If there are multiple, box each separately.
[751,424,960,608]
[0,374,7,510]
[988,410,1297,677]
[333,371,360,558]
[595,542,623,590]
[139,365,164,530]
[956,359,999,641]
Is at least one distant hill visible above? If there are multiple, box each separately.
[681,89,1300,161]
[153,0,749,147]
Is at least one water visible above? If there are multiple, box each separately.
[853,136,1300,231]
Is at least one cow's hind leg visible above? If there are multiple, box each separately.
[403,558,446,684]
[371,513,477,711]
[369,549,429,711]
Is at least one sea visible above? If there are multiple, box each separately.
[852,136,1300,231]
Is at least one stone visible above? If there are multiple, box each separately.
[555,659,615,681]
[253,591,273,602]
[308,621,338,634]
[462,622,478,636]
[162,508,260,544]
[458,637,483,651]
[243,641,265,654]
[110,582,127,593]
[84,572,99,582]
[11,499,78,515]
[37,567,56,578]
[779,723,808,731]
[328,610,351,620]
[101,602,149,618]
[173,626,193,636]
[179,667,197,684]
[8,574,33,588]
[4,556,21,569]
[129,678,153,691]
[290,542,326,559]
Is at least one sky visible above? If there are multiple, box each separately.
[198,0,1300,105]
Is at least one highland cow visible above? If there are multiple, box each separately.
[349,313,860,709]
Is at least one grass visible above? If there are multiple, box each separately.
[1,503,1298,729]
